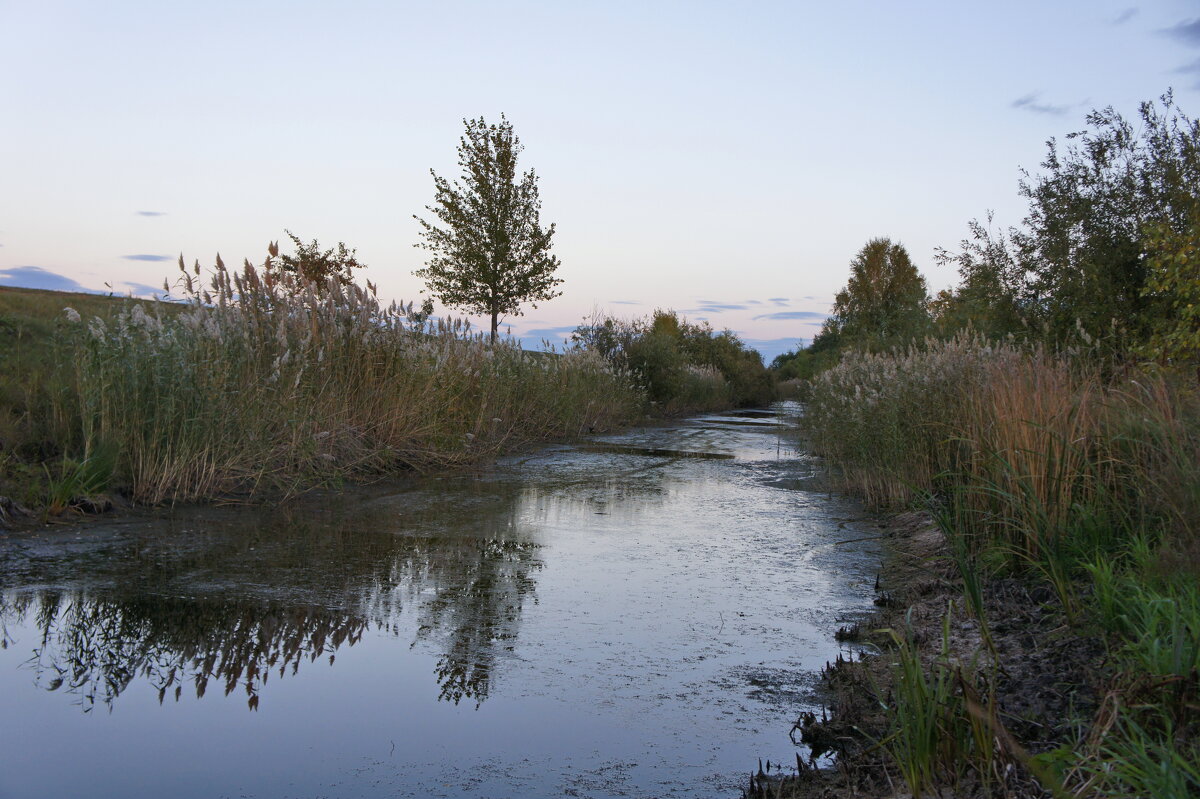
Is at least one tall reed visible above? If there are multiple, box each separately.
[804,333,1025,507]
[805,336,1199,565]
[806,337,1200,796]
[57,254,642,503]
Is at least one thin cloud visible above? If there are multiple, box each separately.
[0,266,95,293]
[121,254,173,262]
[1175,57,1200,88]
[768,297,789,306]
[609,300,641,305]
[1012,93,1071,116]
[1161,18,1200,46]
[752,310,828,321]
[693,302,748,313]
[136,210,168,217]
[1113,8,1138,25]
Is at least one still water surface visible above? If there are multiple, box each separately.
[0,403,880,798]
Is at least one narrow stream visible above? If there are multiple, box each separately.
[0,402,880,798]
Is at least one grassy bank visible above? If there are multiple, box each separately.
[0,257,644,513]
[781,339,1199,798]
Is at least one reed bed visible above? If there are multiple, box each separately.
[803,335,1197,556]
[804,334,1025,508]
[55,256,642,504]
[804,338,1200,798]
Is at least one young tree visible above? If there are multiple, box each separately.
[414,115,563,342]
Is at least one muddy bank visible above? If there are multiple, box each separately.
[746,512,1105,799]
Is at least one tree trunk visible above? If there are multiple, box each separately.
[490,309,499,344]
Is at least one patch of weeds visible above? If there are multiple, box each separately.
[1081,705,1200,799]
[43,441,118,516]
[876,606,981,797]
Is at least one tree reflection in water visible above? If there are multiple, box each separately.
[417,539,540,706]
[4,592,367,711]
[0,488,543,711]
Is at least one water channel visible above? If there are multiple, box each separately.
[0,402,881,798]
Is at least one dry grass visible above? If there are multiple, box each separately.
[804,334,1023,507]
[803,337,1199,561]
[44,255,642,504]
[802,339,1200,798]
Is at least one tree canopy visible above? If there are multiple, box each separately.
[936,92,1200,353]
[414,115,563,342]
[772,92,1200,381]
[1139,211,1200,369]
[821,238,930,352]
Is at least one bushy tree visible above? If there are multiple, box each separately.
[937,92,1200,351]
[571,310,775,407]
[267,230,365,287]
[1139,211,1200,371]
[933,214,1028,340]
[414,115,563,342]
[678,322,775,405]
[1017,94,1200,345]
[823,238,930,351]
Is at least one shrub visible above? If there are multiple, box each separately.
[572,309,774,412]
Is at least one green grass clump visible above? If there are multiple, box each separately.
[878,610,974,797]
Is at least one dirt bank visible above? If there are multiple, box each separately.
[744,512,1105,799]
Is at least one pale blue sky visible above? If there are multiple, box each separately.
[3,1,1199,359]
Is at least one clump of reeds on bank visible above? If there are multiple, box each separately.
[52,253,642,505]
[802,335,1200,798]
